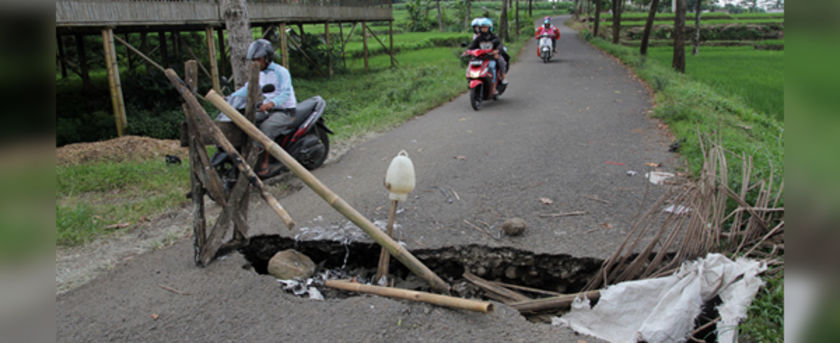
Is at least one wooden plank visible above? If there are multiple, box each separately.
[101,28,127,136]
[206,26,221,93]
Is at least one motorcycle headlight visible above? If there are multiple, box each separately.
[469,70,482,78]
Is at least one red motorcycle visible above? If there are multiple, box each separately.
[464,49,507,111]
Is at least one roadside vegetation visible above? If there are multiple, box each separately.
[569,4,784,340]
[56,2,536,247]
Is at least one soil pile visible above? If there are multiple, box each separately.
[56,136,188,166]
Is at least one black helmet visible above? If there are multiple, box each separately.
[246,38,275,61]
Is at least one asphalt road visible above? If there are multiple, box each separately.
[56,15,676,342]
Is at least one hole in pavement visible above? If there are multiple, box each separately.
[238,234,603,304]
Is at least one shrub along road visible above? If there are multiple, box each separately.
[57,15,675,341]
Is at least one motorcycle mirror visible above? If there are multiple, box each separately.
[261,84,276,93]
[460,42,468,48]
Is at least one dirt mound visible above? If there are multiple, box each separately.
[56,136,188,166]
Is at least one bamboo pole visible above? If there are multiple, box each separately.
[279,23,289,68]
[204,90,451,293]
[463,271,530,303]
[362,21,369,71]
[366,25,398,66]
[101,28,127,136]
[324,280,491,313]
[375,200,399,283]
[508,290,601,313]
[164,69,295,230]
[206,26,222,93]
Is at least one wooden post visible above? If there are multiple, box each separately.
[172,30,180,61]
[184,60,206,266]
[325,22,332,78]
[339,22,346,69]
[389,21,395,68]
[217,27,227,77]
[206,27,222,93]
[158,31,168,65]
[362,21,368,71]
[205,90,452,293]
[57,33,67,79]
[124,34,133,71]
[101,28,127,136]
[375,200,399,283]
[279,23,289,68]
[74,33,90,88]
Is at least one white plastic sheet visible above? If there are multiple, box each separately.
[554,253,766,343]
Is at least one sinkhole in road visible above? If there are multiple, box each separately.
[238,234,603,301]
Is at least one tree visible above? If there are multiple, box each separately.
[222,0,251,88]
[611,0,622,44]
[594,0,602,37]
[640,0,660,56]
[515,0,520,35]
[464,0,471,31]
[500,0,509,42]
[672,0,686,73]
[692,0,701,55]
[436,0,443,32]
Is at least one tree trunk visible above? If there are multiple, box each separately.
[75,34,91,89]
[594,0,601,37]
[529,0,533,17]
[611,0,621,44]
[222,0,251,89]
[515,0,519,35]
[692,0,701,55]
[500,0,509,42]
[465,0,471,31]
[672,0,686,73]
[436,0,443,32]
[640,0,660,56]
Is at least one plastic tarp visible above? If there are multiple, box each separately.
[554,253,766,343]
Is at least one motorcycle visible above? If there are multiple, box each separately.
[464,48,507,111]
[211,84,333,192]
[537,33,554,63]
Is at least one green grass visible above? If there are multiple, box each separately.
[646,46,783,122]
[56,159,190,245]
[343,31,473,58]
[619,18,785,27]
[739,271,784,342]
[602,11,784,21]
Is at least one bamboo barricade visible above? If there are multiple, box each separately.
[204,90,452,293]
[324,280,492,313]
[164,69,295,230]
[508,290,601,313]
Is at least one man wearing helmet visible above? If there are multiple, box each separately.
[464,18,506,95]
[535,16,561,52]
[230,38,297,175]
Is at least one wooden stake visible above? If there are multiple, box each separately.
[164,69,295,231]
[206,26,221,93]
[279,23,289,68]
[101,28,127,136]
[205,90,451,293]
[362,21,368,71]
[324,280,490,313]
[325,23,332,77]
[375,200,399,283]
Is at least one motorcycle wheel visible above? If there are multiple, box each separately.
[300,125,330,170]
[470,85,482,111]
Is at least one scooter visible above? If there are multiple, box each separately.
[211,84,333,192]
[464,48,507,111]
[537,33,554,63]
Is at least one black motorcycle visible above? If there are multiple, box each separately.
[210,85,332,192]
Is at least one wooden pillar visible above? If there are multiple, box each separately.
[56,33,67,79]
[325,23,332,77]
[74,33,90,88]
[101,28,127,136]
[217,27,227,78]
[389,21,395,68]
[205,26,221,93]
[158,31,168,65]
[339,22,346,69]
[171,30,180,62]
[279,23,289,68]
[362,21,368,72]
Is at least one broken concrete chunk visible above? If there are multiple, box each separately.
[267,249,316,280]
[502,218,526,236]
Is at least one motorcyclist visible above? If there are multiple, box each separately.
[229,38,297,176]
[535,16,561,52]
[464,18,505,95]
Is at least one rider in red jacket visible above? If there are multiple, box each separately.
[535,16,561,52]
